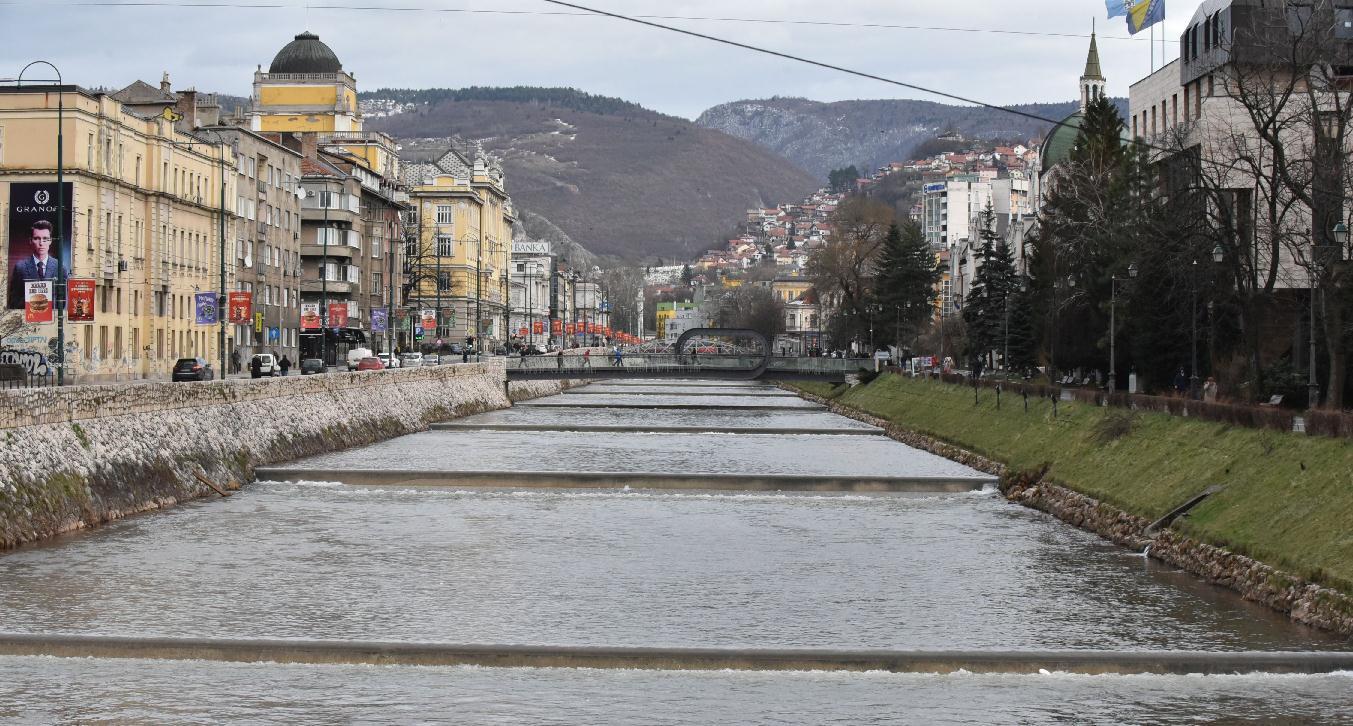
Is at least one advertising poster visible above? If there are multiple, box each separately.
[24,280,54,323]
[371,309,388,334]
[328,302,348,329]
[551,320,562,335]
[254,312,264,334]
[300,303,321,330]
[66,278,95,322]
[228,291,252,324]
[518,327,528,337]
[7,182,73,311]
[420,309,437,332]
[194,292,218,325]
[533,321,544,334]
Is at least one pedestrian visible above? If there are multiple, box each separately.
[613,347,623,367]
[582,349,591,368]
[249,355,262,380]
[1173,366,1188,396]
[279,355,292,376]
[556,350,564,370]
[1203,376,1218,403]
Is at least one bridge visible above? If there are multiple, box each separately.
[506,327,868,382]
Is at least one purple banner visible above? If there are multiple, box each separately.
[194,292,218,325]
[371,309,388,334]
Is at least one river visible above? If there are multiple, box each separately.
[0,378,1349,723]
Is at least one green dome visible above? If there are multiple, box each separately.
[1040,112,1083,174]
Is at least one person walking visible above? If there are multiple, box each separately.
[278,355,292,376]
[613,347,624,367]
[556,350,564,370]
[1173,366,1188,396]
[582,349,592,369]
[249,355,262,380]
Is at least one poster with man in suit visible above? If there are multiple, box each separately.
[7,182,74,311]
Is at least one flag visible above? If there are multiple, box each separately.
[1127,0,1164,35]
[1106,0,1130,18]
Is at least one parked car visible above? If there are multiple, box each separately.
[449,343,464,354]
[355,356,385,371]
[424,354,441,366]
[346,347,374,371]
[399,352,424,368]
[299,358,325,375]
[377,353,400,369]
[249,353,278,378]
[171,357,214,382]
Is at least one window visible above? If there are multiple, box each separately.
[372,237,381,258]
[87,134,95,169]
[436,234,454,257]
[372,271,383,295]
[437,272,451,292]
[435,205,454,225]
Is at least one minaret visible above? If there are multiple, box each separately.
[1080,31,1106,111]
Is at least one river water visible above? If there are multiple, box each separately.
[1,378,1350,723]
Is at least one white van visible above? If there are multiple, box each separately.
[345,347,374,371]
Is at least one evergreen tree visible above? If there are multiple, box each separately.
[680,264,693,286]
[962,205,1018,370]
[873,221,940,348]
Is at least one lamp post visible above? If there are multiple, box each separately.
[1108,263,1138,393]
[14,63,66,382]
[1309,221,1348,408]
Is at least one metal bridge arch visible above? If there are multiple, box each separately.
[674,328,771,378]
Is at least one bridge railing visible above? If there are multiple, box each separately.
[504,354,870,376]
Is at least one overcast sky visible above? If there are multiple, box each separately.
[2,1,1194,118]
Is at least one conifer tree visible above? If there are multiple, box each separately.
[962,205,1018,370]
[874,221,940,348]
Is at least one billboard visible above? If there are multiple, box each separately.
[371,309,388,334]
[66,278,95,322]
[300,303,321,330]
[194,292,218,325]
[228,291,252,324]
[7,182,73,311]
[420,309,437,332]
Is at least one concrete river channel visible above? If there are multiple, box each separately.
[2,379,1351,723]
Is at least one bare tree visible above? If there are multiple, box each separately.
[806,196,894,348]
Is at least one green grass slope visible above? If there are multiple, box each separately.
[797,376,1353,594]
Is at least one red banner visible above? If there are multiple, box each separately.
[66,278,95,322]
[518,327,529,337]
[551,319,562,334]
[227,291,252,324]
[328,302,349,329]
[533,320,545,334]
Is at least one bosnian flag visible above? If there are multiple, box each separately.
[1106,0,1130,18]
[1127,0,1165,34]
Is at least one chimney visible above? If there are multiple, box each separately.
[174,90,198,129]
[300,132,319,160]
[160,72,171,94]
[196,94,221,127]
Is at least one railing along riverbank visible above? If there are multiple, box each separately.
[895,370,1353,439]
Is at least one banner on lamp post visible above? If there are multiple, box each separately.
[23,280,54,323]
[300,303,321,330]
[371,309,388,334]
[227,291,252,324]
[194,292,218,325]
[66,278,95,322]
[533,320,544,334]
[420,309,437,332]
[328,302,348,329]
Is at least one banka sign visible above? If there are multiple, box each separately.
[511,241,551,255]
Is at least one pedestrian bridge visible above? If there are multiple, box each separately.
[504,353,867,382]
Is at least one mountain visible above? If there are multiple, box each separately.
[695,97,1130,179]
[362,87,819,262]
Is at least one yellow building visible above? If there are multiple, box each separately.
[770,276,812,303]
[0,84,236,381]
[249,32,360,134]
[403,143,515,346]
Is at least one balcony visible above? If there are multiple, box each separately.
[301,279,356,295]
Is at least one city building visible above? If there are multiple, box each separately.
[654,301,697,339]
[0,83,237,381]
[402,142,515,350]
[509,241,552,348]
[249,32,361,134]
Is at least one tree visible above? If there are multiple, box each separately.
[807,196,894,349]
[962,205,1018,369]
[716,285,785,341]
[873,221,939,350]
[828,165,861,193]
[680,263,693,286]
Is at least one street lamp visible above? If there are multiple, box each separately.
[1307,222,1347,408]
[1108,262,1138,393]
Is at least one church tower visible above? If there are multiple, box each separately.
[1080,32,1107,111]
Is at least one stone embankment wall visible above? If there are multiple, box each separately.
[789,385,1353,637]
[0,363,577,550]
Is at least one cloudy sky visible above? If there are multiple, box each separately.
[2,1,1194,118]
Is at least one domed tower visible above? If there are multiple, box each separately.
[249,31,361,133]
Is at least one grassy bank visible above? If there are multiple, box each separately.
[795,375,1353,595]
